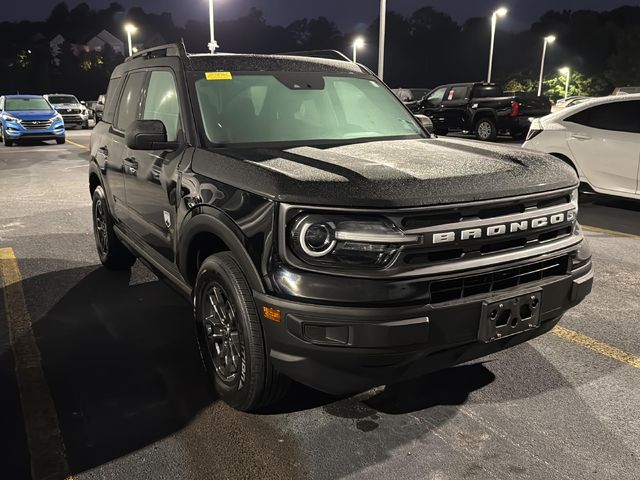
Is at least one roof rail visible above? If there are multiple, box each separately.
[278,50,352,62]
[125,42,188,62]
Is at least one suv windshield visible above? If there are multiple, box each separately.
[5,98,52,111]
[48,95,79,104]
[193,72,425,145]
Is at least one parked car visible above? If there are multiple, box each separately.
[43,93,90,129]
[552,96,591,112]
[89,43,592,411]
[0,94,65,146]
[612,86,640,95]
[85,100,98,117]
[93,94,106,123]
[523,94,640,200]
[412,82,551,141]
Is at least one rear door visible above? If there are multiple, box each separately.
[121,69,188,263]
[564,100,640,196]
[103,71,147,220]
[440,85,470,130]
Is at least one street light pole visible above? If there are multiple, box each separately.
[537,35,556,96]
[378,0,387,80]
[559,67,571,99]
[208,0,219,53]
[352,37,364,63]
[124,23,137,57]
[487,7,507,83]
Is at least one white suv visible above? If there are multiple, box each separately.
[523,94,640,200]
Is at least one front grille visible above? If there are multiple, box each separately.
[21,120,53,130]
[393,189,578,269]
[429,256,570,304]
[60,109,81,114]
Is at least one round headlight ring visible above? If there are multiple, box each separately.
[299,222,336,257]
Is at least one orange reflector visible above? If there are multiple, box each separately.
[262,306,282,323]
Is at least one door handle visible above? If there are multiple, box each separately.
[123,157,138,175]
[571,133,591,141]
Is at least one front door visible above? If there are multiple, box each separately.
[122,69,187,263]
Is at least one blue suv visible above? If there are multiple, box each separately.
[0,95,65,146]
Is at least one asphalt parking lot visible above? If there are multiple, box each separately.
[1,130,639,480]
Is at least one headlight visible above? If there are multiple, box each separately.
[1,113,20,123]
[289,214,420,268]
[53,113,63,122]
[571,188,579,213]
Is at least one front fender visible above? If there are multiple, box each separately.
[177,207,266,294]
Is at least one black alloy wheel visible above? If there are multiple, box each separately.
[194,252,289,411]
[91,186,136,270]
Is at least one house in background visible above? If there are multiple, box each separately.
[86,30,125,55]
[50,29,125,62]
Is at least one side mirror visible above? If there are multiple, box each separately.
[415,114,435,134]
[81,101,86,105]
[125,119,179,150]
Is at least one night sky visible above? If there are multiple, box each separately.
[4,0,640,31]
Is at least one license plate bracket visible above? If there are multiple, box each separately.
[478,290,543,343]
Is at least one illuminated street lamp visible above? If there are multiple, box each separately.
[537,35,556,96]
[352,37,365,63]
[378,0,387,80]
[559,67,571,99]
[208,0,219,53]
[487,7,508,83]
[124,23,137,57]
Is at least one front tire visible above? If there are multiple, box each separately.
[2,129,13,146]
[92,186,136,270]
[475,118,497,141]
[56,137,66,145]
[194,252,289,411]
[82,120,89,129]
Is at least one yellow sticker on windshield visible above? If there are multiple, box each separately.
[205,71,233,80]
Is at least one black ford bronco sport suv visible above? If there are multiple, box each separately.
[89,44,593,411]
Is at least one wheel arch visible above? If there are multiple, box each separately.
[179,212,265,294]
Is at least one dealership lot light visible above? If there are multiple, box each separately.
[559,66,571,99]
[352,37,365,63]
[538,35,556,96]
[487,7,508,83]
[124,23,137,57]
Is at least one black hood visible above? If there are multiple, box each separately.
[191,138,578,208]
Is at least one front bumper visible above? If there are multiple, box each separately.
[4,121,65,140]
[61,114,87,125]
[255,262,593,395]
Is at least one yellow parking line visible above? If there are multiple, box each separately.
[0,248,74,480]
[552,325,640,369]
[66,139,89,151]
[581,225,640,240]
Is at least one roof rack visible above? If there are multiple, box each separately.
[278,50,352,62]
[125,42,187,62]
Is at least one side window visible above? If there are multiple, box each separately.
[102,77,122,124]
[424,87,447,107]
[115,71,147,131]
[566,101,640,134]
[143,71,182,142]
[443,86,469,103]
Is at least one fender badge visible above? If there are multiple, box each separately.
[163,211,171,229]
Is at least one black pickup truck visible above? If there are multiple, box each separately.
[89,44,592,411]
[412,82,551,141]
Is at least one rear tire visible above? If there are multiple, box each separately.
[510,130,526,140]
[475,118,497,141]
[92,185,136,270]
[194,252,289,411]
